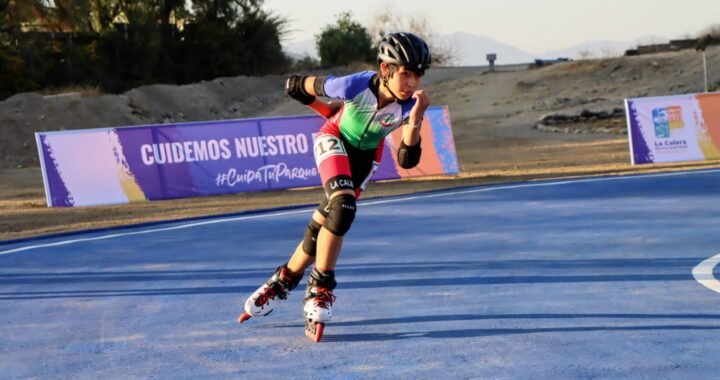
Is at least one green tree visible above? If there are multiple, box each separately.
[1,0,51,30]
[184,0,288,79]
[233,6,288,74]
[0,1,59,97]
[316,12,374,67]
[0,0,292,99]
[190,0,261,25]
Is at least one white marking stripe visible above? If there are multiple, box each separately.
[692,253,720,294]
[362,168,720,206]
[2,168,720,258]
[0,208,313,255]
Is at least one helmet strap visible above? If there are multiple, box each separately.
[380,67,401,102]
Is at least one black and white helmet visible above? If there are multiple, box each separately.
[377,32,432,72]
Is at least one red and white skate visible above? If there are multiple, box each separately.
[237,265,300,324]
[303,286,335,342]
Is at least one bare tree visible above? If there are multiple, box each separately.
[600,47,619,58]
[366,1,456,66]
[577,49,595,60]
[697,23,720,38]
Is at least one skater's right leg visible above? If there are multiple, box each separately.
[239,208,324,323]
[240,263,303,320]
[287,208,326,274]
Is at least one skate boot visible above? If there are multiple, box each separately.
[303,268,337,342]
[237,264,302,324]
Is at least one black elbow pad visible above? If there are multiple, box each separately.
[397,140,422,169]
[285,75,315,105]
[313,76,327,97]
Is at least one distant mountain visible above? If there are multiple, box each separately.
[632,35,671,46]
[539,40,634,60]
[281,32,670,66]
[438,32,670,65]
[282,39,317,59]
[281,33,536,66]
[435,32,534,66]
[539,35,668,60]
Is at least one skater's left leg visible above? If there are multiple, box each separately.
[315,228,343,271]
[300,133,366,339]
[303,266,337,342]
[304,266,337,321]
[303,190,355,327]
[314,190,356,271]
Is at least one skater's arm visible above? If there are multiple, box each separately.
[401,89,430,147]
[396,90,429,169]
[287,72,375,102]
[285,75,326,102]
[307,99,342,118]
[302,76,325,97]
[285,75,341,118]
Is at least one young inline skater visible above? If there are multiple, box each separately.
[238,32,432,342]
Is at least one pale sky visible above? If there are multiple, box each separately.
[264,0,719,54]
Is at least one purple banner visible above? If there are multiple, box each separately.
[36,106,458,207]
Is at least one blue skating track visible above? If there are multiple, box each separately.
[2,169,720,379]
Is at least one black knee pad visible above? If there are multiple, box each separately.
[324,194,356,236]
[317,197,330,218]
[302,219,323,256]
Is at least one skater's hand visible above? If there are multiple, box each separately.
[409,90,430,128]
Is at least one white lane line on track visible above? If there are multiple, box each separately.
[692,253,720,294]
[2,168,720,257]
[361,168,720,206]
[0,208,313,255]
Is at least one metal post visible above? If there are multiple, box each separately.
[703,51,708,92]
[696,34,712,92]
[486,54,497,72]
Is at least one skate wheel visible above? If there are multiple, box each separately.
[305,321,324,342]
[313,323,324,342]
[237,312,252,324]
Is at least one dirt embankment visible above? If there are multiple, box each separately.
[1,47,719,241]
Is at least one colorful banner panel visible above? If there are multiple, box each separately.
[36,106,458,207]
[625,92,720,164]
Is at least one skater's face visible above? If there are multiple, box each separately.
[381,63,423,101]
